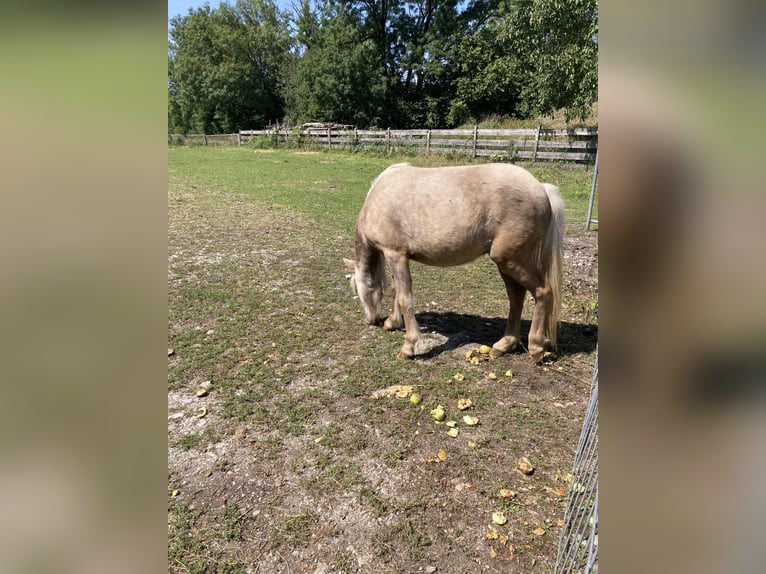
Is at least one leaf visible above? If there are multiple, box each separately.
[489,547,497,558]
[532,527,545,536]
[437,449,448,461]
[453,372,465,382]
[485,527,499,540]
[554,488,566,497]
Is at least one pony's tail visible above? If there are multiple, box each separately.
[540,183,565,346]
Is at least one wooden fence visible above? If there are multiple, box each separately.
[168,133,239,146]
[172,125,598,164]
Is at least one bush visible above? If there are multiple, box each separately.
[247,133,280,149]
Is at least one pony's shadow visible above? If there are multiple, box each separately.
[413,311,598,359]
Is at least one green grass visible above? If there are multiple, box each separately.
[168,146,596,228]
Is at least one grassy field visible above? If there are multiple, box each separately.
[168,147,598,573]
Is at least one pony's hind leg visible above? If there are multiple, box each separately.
[491,272,527,357]
[527,284,554,362]
[384,251,420,359]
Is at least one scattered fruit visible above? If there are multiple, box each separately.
[499,488,516,499]
[447,428,459,438]
[491,512,508,525]
[487,372,497,380]
[457,398,473,410]
[430,405,446,421]
[517,456,534,475]
[372,384,414,399]
[479,345,492,354]
[462,415,479,426]
[410,393,422,405]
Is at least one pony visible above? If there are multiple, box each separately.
[343,162,564,362]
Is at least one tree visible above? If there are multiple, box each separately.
[509,0,598,121]
[285,1,386,126]
[168,0,292,133]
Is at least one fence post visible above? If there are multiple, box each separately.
[203,134,208,146]
[585,148,599,231]
[531,124,541,162]
[426,129,431,154]
[353,127,358,149]
[326,128,331,150]
[472,125,478,159]
[386,128,391,154]
[237,132,241,146]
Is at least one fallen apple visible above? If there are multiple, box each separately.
[492,512,508,525]
[430,405,446,421]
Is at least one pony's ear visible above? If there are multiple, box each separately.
[343,258,357,272]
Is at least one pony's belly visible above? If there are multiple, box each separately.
[410,246,488,267]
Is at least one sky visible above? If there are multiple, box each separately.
[168,0,295,21]
[168,0,222,21]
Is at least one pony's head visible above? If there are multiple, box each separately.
[343,257,385,324]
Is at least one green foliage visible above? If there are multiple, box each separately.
[168,0,292,133]
[168,0,597,130]
[509,0,598,121]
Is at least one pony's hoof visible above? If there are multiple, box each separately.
[489,347,506,358]
[397,349,414,360]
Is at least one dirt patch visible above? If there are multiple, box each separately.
[168,176,598,573]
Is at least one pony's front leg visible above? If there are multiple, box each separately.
[385,252,419,359]
[383,285,402,331]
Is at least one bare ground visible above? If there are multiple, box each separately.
[168,176,598,574]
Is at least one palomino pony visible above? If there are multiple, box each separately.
[344,162,565,362]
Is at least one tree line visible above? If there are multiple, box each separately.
[168,0,597,133]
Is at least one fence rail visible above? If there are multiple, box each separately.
[170,125,598,164]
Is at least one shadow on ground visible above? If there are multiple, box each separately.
[413,312,598,359]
